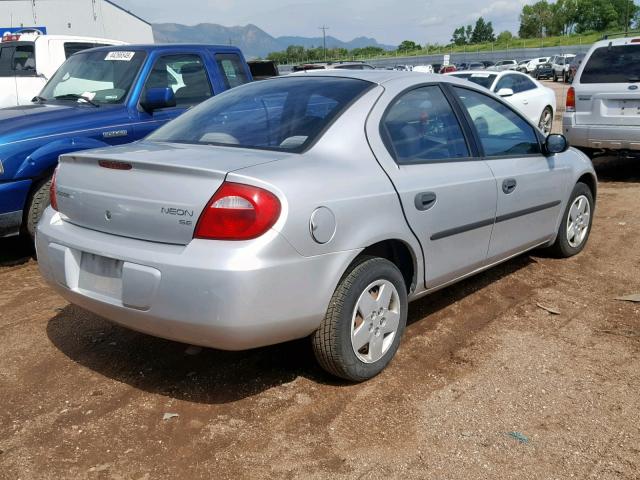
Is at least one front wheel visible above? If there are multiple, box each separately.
[553,71,558,82]
[548,182,594,258]
[312,257,408,382]
[538,106,553,136]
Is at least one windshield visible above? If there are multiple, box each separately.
[452,73,497,89]
[581,45,640,83]
[39,50,146,104]
[148,76,373,152]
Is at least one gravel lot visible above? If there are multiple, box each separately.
[1,82,639,479]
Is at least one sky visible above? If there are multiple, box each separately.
[113,0,537,45]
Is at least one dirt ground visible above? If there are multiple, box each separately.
[1,85,640,480]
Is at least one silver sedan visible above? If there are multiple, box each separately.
[37,71,597,381]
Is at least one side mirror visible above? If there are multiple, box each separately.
[141,87,176,112]
[545,134,569,154]
[496,88,514,97]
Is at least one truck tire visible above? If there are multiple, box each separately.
[312,256,408,382]
[548,182,594,258]
[552,71,558,82]
[25,176,52,239]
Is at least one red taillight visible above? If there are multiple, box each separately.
[50,168,58,211]
[631,38,640,43]
[194,182,281,240]
[566,87,576,112]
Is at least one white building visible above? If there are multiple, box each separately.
[1,0,153,43]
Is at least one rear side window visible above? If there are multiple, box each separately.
[215,53,250,89]
[581,45,640,83]
[148,77,372,153]
[381,86,470,164]
[0,46,16,76]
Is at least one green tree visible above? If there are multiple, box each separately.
[496,30,514,44]
[519,1,553,38]
[470,17,495,43]
[398,40,421,52]
[451,26,467,45]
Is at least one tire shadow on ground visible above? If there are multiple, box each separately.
[45,254,534,404]
[0,236,35,267]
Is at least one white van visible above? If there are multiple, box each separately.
[0,32,125,108]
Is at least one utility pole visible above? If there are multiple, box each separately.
[319,25,329,61]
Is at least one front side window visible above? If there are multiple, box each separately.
[581,45,640,83]
[495,74,517,92]
[0,46,16,76]
[215,53,250,89]
[148,76,372,152]
[454,87,540,157]
[40,49,146,104]
[381,86,470,164]
[142,54,212,107]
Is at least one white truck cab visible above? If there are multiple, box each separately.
[0,32,125,108]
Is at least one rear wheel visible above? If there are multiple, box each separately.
[24,176,52,240]
[548,182,594,258]
[538,106,553,136]
[312,257,408,382]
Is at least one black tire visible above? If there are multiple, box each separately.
[552,71,558,82]
[548,182,594,258]
[312,256,408,382]
[25,176,52,240]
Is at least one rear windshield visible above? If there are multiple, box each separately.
[148,76,373,152]
[452,73,497,89]
[581,45,640,83]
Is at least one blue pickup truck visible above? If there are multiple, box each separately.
[0,44,252,238]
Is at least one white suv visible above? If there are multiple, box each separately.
[563,37,640,157]
[0,33,125,108]
[550,54,575,82]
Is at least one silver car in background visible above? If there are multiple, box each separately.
[37,71,597,381]
[564,37,640,157]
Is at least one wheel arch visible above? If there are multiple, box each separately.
[577,172,597,201]
[352,239,417,294]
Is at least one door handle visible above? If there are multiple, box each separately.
[415,192,437,211]
[502,178,517,194]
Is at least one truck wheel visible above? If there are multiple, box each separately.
[312,257,408,382]
[552,71,558,82]
[25,176,52,239]
[548,182,594,258]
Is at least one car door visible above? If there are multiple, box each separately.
[366,84,498,288]
[451,86,570,262]
[134,53,214,138]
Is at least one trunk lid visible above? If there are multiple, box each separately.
[56,141,287,244]
[574,84,640,126]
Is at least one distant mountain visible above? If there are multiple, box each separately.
[152,23,394,59]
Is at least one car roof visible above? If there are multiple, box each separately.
[590,36,640,48]
[74,43,243,53]
[287,69,486,89]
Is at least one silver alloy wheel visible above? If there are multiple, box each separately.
[566,194,591,248]
[539,108,553,135]
[350,279,401,364]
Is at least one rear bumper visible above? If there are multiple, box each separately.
[36,208,358,351]
[0,179,32,237]
[563,114,640,151]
